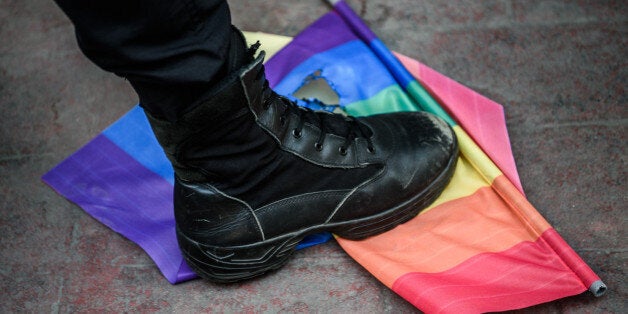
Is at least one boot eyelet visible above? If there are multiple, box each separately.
[367,146,376,154]
[314,142,323,151]
[339,146,348,156]
[292,129,302,139]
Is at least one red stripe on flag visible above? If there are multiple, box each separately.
[391,229,587,313]
[491,175,603,292]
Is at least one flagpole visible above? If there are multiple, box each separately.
[325,0,606,297]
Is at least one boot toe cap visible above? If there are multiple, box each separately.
[336,111,458,219]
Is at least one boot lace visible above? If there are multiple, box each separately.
[258,69,375,155]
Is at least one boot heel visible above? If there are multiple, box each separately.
[177,229,301,283]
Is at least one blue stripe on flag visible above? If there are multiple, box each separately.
[273,40,399,105]
[102,106,174,185]
[369,39,416,88]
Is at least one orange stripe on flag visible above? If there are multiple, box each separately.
[337,173,552,288]
[492,175,551,237]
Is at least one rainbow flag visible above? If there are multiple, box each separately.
[42,3,605,312]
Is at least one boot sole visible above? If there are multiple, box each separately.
[178,142,459,283]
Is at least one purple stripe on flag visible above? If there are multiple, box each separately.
[265,12,358,86]
[331,1,378,43]
[42,135,193,284]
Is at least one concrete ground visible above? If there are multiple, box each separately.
[1,0,625,312]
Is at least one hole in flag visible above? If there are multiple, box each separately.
[292,69,341,106]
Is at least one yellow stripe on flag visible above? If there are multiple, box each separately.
[453,125,502,184]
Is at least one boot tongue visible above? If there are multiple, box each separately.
[297,106,373,140]
[311,112,351,137]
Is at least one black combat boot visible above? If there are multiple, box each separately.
[145,37,458,283]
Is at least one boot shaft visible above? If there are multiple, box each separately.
[145,52,267,182]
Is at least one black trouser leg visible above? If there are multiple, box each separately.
[54,0,232,121]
